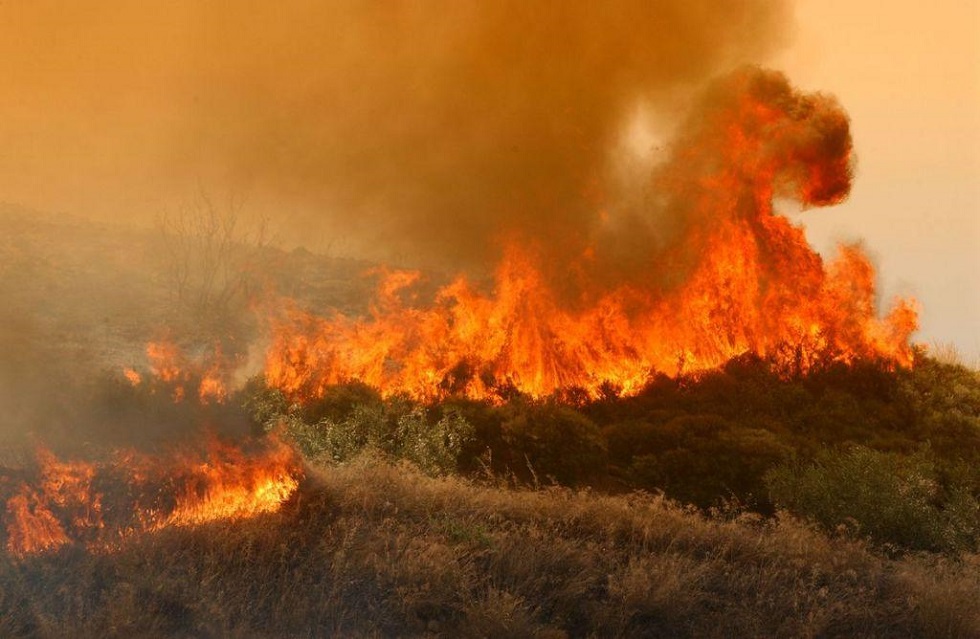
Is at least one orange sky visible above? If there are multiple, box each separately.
[776,0,980,360]
[0,1,976,359]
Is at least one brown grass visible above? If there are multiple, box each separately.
[2,457,977,638]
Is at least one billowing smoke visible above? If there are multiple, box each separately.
[567,67,854,296]
[184,0,792,269]
[0,1,790,269]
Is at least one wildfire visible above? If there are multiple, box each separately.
[2,436,302,557]
[123,367,142,386]
[262,70,918,402]
[144,340,229,404]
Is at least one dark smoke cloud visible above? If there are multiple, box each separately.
[0,1,790,270]
[188,1,791,268]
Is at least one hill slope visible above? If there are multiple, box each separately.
[3,460,978,638]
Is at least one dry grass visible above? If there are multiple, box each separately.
[2,457,977,638]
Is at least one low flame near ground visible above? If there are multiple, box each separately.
[144,340,229,405]
[2,437,301,557]
[263,70,918,402]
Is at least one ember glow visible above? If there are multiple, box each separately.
[145,340,229,404]
[263,69,918,402]
[2,437,301,557]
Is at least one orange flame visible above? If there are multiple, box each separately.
[144,340,229,404]
[122,367,142,386]
[2,437,301,557]
[262,71,917,402]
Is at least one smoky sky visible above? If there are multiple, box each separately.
[0,1,791,269]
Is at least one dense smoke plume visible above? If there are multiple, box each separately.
[0,1,790,268]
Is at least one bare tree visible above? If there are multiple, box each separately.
[158,191,274,345]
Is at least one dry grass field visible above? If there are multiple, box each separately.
[3,459,978,638]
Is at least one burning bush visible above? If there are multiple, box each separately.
[260,69,917,405]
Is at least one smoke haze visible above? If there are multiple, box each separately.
[0,1,790,268]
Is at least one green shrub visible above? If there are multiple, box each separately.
[395,406,476,476]
[240,376,290,433]
[766,446,980,553]
[627,414,790,509]
[274,400,474,476]
[295,381,383,424]
[900,357,980,460]
[499,401,607,485]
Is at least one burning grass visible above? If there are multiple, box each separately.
[1,459,977,637]
[0,435,302,557]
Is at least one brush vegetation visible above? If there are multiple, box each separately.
[4,353,975,636]
[246,353,980,555]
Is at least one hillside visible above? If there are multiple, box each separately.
[1,210,979,637]
[3,460,978,638]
